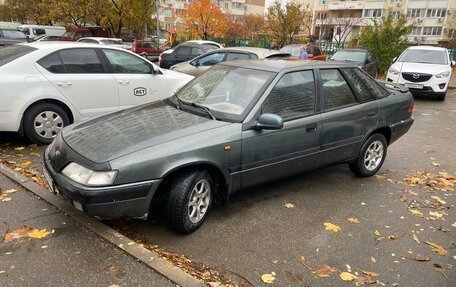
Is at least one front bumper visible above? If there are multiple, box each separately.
[386,73,449,96]
[43,153,162,220]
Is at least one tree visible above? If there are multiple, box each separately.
[329,14,363,47]
[242,14,265,39]
[182,0,227,40]
[265,0,308,47]
[359,11,414,74]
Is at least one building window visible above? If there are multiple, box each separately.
[407,9,424,18]
[409,27,422,36]
[164,10,172,17]
[422,27,443,36]
[316,12,327,19]
[426,9,446,18]
[392,11,401,20]
[232,3,243,10]
[319,0,327,4]
[364,9,383,18]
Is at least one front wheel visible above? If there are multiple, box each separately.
[349,134,387,177]
[167,170,213,234]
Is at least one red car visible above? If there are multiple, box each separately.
[59,27,111,41]
[280,44,326,60]
[131,39,164,61]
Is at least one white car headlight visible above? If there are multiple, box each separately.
[388,67,400,75]
[62,162,117,186]
[435,71,450,78]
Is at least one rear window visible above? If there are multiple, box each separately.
[1,30,26,39]
[0,45,36,67]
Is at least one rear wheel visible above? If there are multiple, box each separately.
[167,169,213,234]
[23,103,70,145]
[349,134,387,177]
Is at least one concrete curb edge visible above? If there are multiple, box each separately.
[0,163,206,287]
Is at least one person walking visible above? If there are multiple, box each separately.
[300,45,309,60]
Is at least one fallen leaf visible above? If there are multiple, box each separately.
[324,222,341,232]
[312,264,336,278]
[429,211,443,218]
[409,209,423,217]
[261,272,276,284]
[404,254,431,261]
[348,218,359,224]
[340,272,358,282]
[375,175,385,179]
[374,230,381,236]
[431,162,440,167]
[1,197,11,202]
[370,257,376,263]
[412,232,420,244]
[361,270,379,277]
[452,222,456,228]
[284,203,294,209]
[108,285,120,287]
[27,229,50,239]
[425,241,448,256]
[21,161,32,167]
[4,226,33,242]
[399,195,407,202]
[430,196,446,206]
[4,189,17,194]
[388,235,398,240]
[14,147,25,151]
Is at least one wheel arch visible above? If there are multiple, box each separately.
[365,126,391,145]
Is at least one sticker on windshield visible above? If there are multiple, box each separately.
[134,87,147,96]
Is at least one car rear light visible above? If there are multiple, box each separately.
[408,99,414,113]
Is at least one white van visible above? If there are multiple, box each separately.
[17,25,66,40]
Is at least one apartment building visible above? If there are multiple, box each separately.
[157,0,265,37]
[300,0,454,45]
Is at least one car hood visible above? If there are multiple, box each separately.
[158,67,194,80]
[62,101,230,163]
[394,62,450,74]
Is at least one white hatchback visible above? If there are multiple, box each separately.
[0,42,193,144]
[387,46,455,101]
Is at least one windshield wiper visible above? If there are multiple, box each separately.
[189,102,216,120]
[173,92,183,110]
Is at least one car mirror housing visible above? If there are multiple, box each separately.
[392,57,397,63]
[256,114,283,130]
[191,60,199,67]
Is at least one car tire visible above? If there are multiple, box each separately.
[349,134,387,177]
[167,169,213,234]
[436,92,446,101]
[23,103,70,145]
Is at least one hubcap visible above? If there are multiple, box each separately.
[364,140,384,171]
[34,111,64,139]
[188,179,211,224]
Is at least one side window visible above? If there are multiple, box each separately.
[143,42,152,49]
[37,52,65,73]
[340,68,375,102]
[262,70,315,120]
[33,28,46,36]
[198,52,225,66]
[249,53,259,59]
[78,39,97,43]
[226,52,250,61]
[353,68,390,99]
[320,69,356,110]
[191,47,203,56]
[59,49,104,73]
[74,33,83,40]
[103,49,152,74]
[176,46,191,56]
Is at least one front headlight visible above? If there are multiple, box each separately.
[388,67,400,75]
[62,162,117,186]
[435,71,450,78]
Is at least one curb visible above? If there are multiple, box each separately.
[0,163,205,287]
[449,85,456,90]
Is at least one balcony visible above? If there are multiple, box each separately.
[328,1,363,10]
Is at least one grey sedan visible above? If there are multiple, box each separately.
[43,60,414,234]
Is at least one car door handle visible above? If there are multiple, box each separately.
[56,81,72,87]
[118,80,130,85]
[306,124,318,132]
[367,112,377,117]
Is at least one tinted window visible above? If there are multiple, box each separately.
[331,50,366,62]
[353,68,390,99]
[191,47,203,56]
[262,70,315,120]
[37,52,65,73]
[308,46,321,56]
[226,53,250,61]
[199,52,225,66]
[33,28,45,36]
[321,69,356,110]
[103,49,152,74]
[59,49,104,73]
[176,46,191,56]
[0,45,36,67]
[143,42,152,48]
[341,68,375,102]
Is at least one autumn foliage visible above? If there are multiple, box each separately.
[182,0,227,40]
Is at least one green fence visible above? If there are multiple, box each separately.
[316,41,345,57]
[449,48,456,61]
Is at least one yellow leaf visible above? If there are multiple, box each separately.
[361,270,379,277]
[412,232,420,244]
[452,222,456,228]
[312,265,336,278]
[340,272,358,281]
[27,229,50,240]
[425,241,447,256]
[370,257,376,263]
[375,175,385,179]
[284,203,294,208]
[429,211,443,218]
[4,189,17,194]
[431,196,446,206]
[14,147,25,151]
[324,222,341,232]
[21,161,32,167]
[431,162,440,167]
[1,197,11,202]
[374,230,381,236]
[261,272,276,284]
[409,209,423,217]
[388,235,398,240]
[348,217,359,224]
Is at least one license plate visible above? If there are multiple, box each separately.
[42,164,55,193]
[405,83,423,89]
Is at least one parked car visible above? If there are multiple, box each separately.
[170,47,290,77]
[131,39,163,60]
[0,29,27,47]
[387,46,455,101]
[33,35,62,42]
[17,25,66,41]
[59,27,111,41]
[330,48,380,78]
[0,42,193,144]
[159,40,223,69]
[43,60,414,234]
[76,37,129,49]
[280,44,326,60]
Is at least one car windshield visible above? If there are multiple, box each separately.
[399,49,448,65]
[0,45,36,67]
[280,46,301,57]
[331,51,366,62]
[61,31,74,38]
[175,65,274,120]
[2,30,26,38]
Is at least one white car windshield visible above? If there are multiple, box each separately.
[176,65,273,118]
[399,49,448,65]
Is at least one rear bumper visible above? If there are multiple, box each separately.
[390,117,414,144]
[43,153,162,220]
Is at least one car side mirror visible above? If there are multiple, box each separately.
[256,114,283,130]
[451,60,455,67]
[392,57,397,63]
[191,60,199,67]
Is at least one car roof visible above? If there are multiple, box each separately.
[218,47,289,58]
[407,45,446,51]
[220,59,352,72]
[18,41,127,51]
[78,37,122,41]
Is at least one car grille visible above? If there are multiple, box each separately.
[402,72,432,83]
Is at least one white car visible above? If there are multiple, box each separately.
[0,42,194,144]
[76,37,130,49]
[387,46,455,101]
